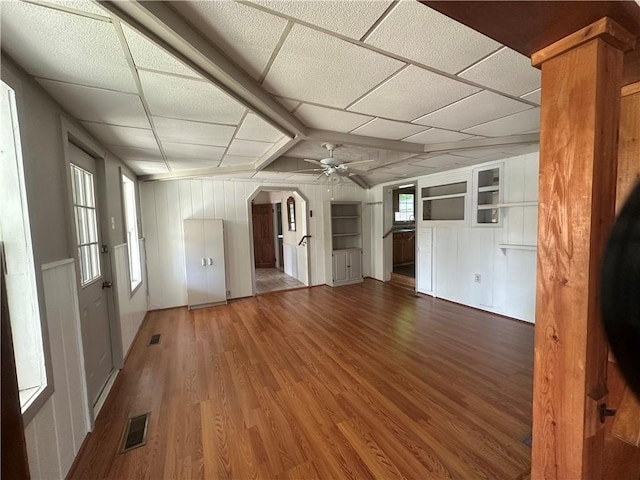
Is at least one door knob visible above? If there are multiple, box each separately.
[102,281,113,289]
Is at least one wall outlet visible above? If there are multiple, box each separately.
[474,274,481,283]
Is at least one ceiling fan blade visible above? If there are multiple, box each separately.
[303,159,323,166]
[347,168,372,175]
[315,172,326,181]
[291,168,324,173]
[344,159,376,166]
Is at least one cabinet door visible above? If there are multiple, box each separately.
[416,227,433,294]
[348,250,362,281]
[184,220,207,306]
[204,219,226,304]
[333,252,348,283]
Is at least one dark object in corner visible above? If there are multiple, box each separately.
[601,181,640,399]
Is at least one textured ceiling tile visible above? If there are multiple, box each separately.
[162,142,226,162]
[1,2,137,93]
[167,160,219,171]
[520,88,541,105]
[34,0,109,17]
[236,113,285,143]
[38,79,150,128]
[462,108,540,137]
[350,118,427,140]
[220,155,259,166]
[138,70,246,124]
[459,47,541,97]
[121,24,201,79]
[108,145,163,161]
[153,117,236,147]
[252,171,295,180]
[380,164,430,176]
[413,90,532,130]
[411,154,468,168]
[295,104,372,132]
[402,128,474,144]
[251,0,394,39]
[80,122,157,149]
[263,24,404,109]
[227,139,274,157]
[348,66,479,121]
[365,1,501,74]
[172,1,288,80]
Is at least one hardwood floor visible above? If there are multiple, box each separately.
[70,280,534,479]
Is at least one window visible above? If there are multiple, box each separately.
[1,80,48,411]
[70,164,101,285]
[122,175,141,292]
[287,196,296,231]
[422,181,467,221]
[395,193,415,222]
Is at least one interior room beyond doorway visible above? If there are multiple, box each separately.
[391,184,416,286]
[251,190,308,294]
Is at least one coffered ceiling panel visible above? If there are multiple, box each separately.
[172,0,289,80]
[138,70,246,124]
[167,159,218,171]
[252,0,394,40]
[459,47,541,97]
[262,24,404,108]
[348,65,480,121]
[365,1,501,74]
[121,24,201,79]
[379,164,430,177]
[294,104,372,133]
[350,118,427,141]
[1,1,136,93]
[413,90,533,130]
[227,139,274,157]
[80,122,157,149]
[152,116,236,147]
[37,79,150,128]
[236,113,285,143]
[402,128,475,144]
[162,143,225,162]
[463,108,540,137]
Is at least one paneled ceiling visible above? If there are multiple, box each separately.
[0,0,548,187]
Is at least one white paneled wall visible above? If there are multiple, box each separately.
[113,240,148,357]
[369,152,539,322]
[141,179,365,309]
[25,259,89,479]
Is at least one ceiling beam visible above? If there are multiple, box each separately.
[138,164,256,182]
[253,136,302,171]
[98,1,307,138]
[304,129,425,153]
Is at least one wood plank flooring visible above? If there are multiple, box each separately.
[70,280,534,479]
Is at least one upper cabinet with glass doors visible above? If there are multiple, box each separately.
[473,163,503,226]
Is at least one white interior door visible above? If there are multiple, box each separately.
[68,143,113,406]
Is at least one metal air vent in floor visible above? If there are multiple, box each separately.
[120,413,150,453]
[148,333,161,345]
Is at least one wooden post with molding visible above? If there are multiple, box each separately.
[531,18,636,480]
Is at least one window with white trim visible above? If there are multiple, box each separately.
[1,80,48,411]
[70,164,101,285]
[122,175,141,292]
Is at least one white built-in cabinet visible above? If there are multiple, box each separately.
[183,219,227,309]
[325,201,363,286]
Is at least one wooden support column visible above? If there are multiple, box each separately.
[531,18,635,480]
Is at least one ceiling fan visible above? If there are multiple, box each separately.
[295,143,375,181]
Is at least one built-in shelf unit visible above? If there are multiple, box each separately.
[473,164,502,226]
[326,201,363,286]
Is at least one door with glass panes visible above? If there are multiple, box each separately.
[69,143,113,406]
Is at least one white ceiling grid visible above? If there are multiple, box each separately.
[0,0,544,184]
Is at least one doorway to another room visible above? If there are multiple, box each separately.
[389,183,416,289]
[250,189,310,294]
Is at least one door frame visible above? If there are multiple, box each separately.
[382,181,417,286]
[246,187,311,295]
[59,118,122,425]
